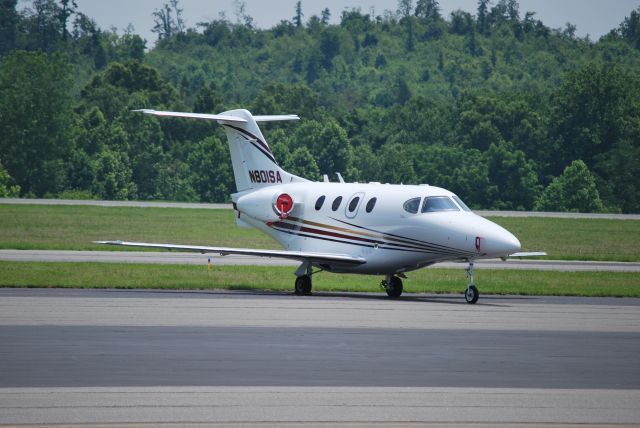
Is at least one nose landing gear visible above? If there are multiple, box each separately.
[465,261,479,304]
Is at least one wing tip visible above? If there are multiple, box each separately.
[508,251,547,258]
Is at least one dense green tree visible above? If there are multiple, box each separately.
[187,136,233,201]
[93,150,136,200]
[376,143,418,184]
[285,146,321,180]
[535,160,603,212]
[593,139,640,213]
[415,0,440,22]
[485,140,541,210]
[154,159,197,201]
[549,62,640,211]
[0,0,18,56]
[58,0,76,41]
[0,51,73,196]
[21,0,63,51]
[321,8,331,25]
[0,162,20,197]
[617,6,640,49]
[251,83,319,119]
[152,0,185,40]
[293,1,303,28]
[477,0,489,34]
[414,145,491,208]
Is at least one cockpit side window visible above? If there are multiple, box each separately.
[421,196,460,213]
[403,197,421,214]
[452,195,472,212]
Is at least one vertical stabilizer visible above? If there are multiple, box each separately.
[217,109,305,192]
[133,108,307,193]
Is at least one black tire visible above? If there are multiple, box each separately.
[465,285,479,304]
[294,275,312,295]
[386,276,403,298]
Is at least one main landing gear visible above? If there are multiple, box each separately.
[381,274,403,298]
[465,261,479,304]
[294,275,312,295]
[294,261,313,295]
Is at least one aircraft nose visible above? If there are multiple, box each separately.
[480,224,521,257]
[499,231,521,255]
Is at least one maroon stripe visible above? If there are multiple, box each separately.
[273,221,470,256]
[225,124,274,156]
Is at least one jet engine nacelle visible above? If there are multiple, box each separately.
[235,187,298,223]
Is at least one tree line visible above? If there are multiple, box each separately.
[1,0,639,212]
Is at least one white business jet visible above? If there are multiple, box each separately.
[97,108,544,303]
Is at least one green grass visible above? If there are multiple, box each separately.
[0,204,276,251]
[0,204,638,261]
[488,216,640,262]
[1,261,638,297]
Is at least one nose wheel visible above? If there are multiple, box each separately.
[465,261,479,304]
[465,284,479,304]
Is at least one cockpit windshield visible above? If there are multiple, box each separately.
[421,196,460,213]
[452,195,472,212]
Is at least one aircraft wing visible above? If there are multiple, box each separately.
[508,252,547,257]
[93,240,366,266]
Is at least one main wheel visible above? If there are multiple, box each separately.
[465,285,479,304]
[386,276,403,298]
[294,275,312,295]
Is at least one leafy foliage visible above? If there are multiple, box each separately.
[1,0,640,212]
[535,160,604,213]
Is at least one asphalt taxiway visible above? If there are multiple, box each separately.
[0,288,638,427]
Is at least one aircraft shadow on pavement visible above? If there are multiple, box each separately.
[130,288,526,307]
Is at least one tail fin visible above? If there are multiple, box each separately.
[134,108,307,192]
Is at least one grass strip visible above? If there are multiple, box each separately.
[488,216,640,262]
[0,204,276,251]
[1,261,638,297]
[1,204,638,261]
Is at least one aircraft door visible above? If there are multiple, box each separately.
[345,192,364,219]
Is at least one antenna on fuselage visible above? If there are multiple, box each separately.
[336,172,345,183]
[323,174,329,183]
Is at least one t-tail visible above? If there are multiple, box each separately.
[134,108,307,192]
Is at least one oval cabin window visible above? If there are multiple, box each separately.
[315,195,326,211]
[365,197,377,213]
[332,196,343,211]
[348,196,360,212]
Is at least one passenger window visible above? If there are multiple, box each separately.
[315,195,326,211]
[421,196,460,213]
[452,195,472,212]
[365,197,377,213]
[403,197,421,214]
[348,196,360,212]
[332,196,343,211]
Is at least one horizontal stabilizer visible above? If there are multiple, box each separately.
[508,252,547,257]
[133,109,247,123]
[134,110,300,123]
[93,240,366,266]
[253,115,300,122]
